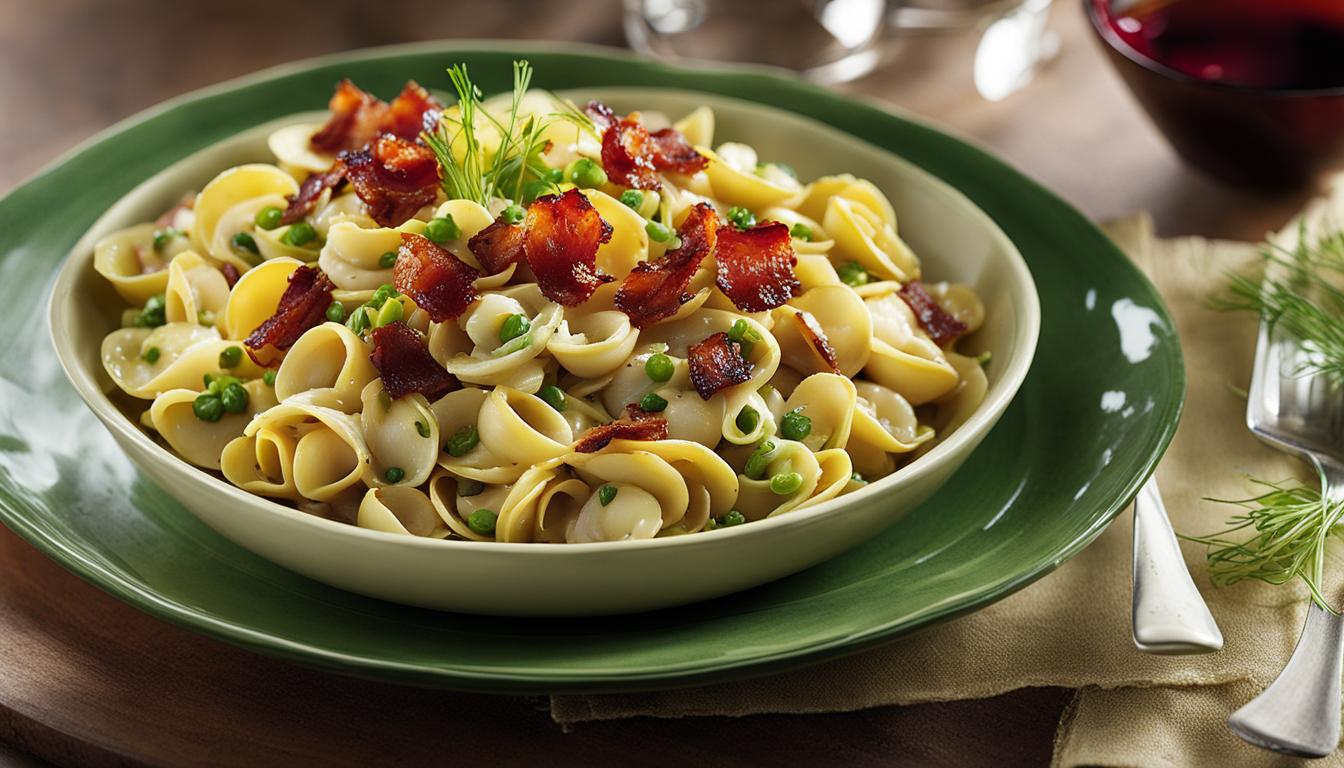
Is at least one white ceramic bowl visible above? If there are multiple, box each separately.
[49,89,1040,616]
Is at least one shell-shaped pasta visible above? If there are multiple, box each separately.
[209,193,288,269]
[446,291,564,388]
[244,400,370,501]
[934,352,989,435]
[426,199,494,270]
[698,144,797,210]
[616,438,738,533]
[313,192,377,236]
[357,486,448,538]
[317,221,400,290]
[274,322,378,412]
[773,284,872,377]
[478,386,573,466]
[254,221,324,262]
[147,378,274,469]
[794,448,854,512]
[101,323,261,399]
[568,482,664,543]
[93,223,177,305]
[556,391,612,437]
[359,379,439,488]
[927,282,986,335]
[790,175,896,228]
[431,388,523,484]
[493,459,571,543]
[426,467,514,541]
[823,197,919,282]
[223,257,302,340]
[793,254,841,290]
[296,486,364,525]
[864,292,959,405]
[759,206,834,256]
[221,426,299,499]
[782,373,857,452]
[548,310,639,379]
[673,106,715,148]
[532,477,588,542]
[851,381,934,454]
[598,349,725,447]
[163,251,230,332]
[568,449,690,534]
[581,189,649,280]
[190,164,299,254]
[734,439,822,520]
[268,122,337,175]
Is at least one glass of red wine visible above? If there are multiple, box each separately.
[1086,0,1344,187]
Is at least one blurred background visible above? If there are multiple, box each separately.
[0,0,1324,239]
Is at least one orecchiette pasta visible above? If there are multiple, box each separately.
[93,67,991,544]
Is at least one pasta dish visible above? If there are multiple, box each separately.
[94,62,988,544]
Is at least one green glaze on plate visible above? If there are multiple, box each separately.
[0,43,1182,692]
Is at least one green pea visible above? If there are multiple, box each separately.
[254,206,283,230]
[192,393,224,423]
[218,346,243,369]
[133,294,167,328]
[721,510,746,527]
[501,204,526,225]
[850,472,867,485]
[197,309,216,326]
[780,408,812,441]
[262,369,276,387]
[734,405,759,435]
[141,346,161,364]
[975,350,993,368]
[415,420,431,438]
[346,306,370,335]
[374,298,404,328]
[220,382,249,414]
[457,479,485,497]
[727,318,758,357]
[325,301,345,323]
[639,392,668,412]
[565,157,608,189]
[644,353,674,383]
[618,190,644,210]
[790,222,813,242]
[384,466,406,484]
[230,231,260,256]
[445,425,479,457]
[424,215,461,244]
[280,221,317,247]
[499,313,530,343]
[467,508,497,536]
[538,385,566,411]
[378,250,398,269]
[645,220,674,243]
[369,283,398,309]
[769,471,804,496]
[744,440,775,480]
[152,228,180,251]
[727,206,756,229]
[598,484,618,506]
[837,261,869,287]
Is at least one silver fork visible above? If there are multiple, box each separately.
[1228,319,1344,758]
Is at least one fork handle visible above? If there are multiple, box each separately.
[1229,602,1344,758]
[1131,476,1223,654]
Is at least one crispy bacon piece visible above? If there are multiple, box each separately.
[794,311,841,375]
[243,265,335,366]
[468,217,526,275]
[219,262,241,289]
[687,332,753,400]
[369,322,458,401]
[614,203,718,327]
[898,281,968,347]
[310,79,442,154]
[343,135,440,227]
[573,415,669,454]
[600,114,658,190]
[623,403,664,422]
[713,221,799,313]
[523,189,614,306]
[649,128,708,175]
[280,164,346,226]
[394,233,479,323]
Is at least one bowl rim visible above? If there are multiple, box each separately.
[1083,0,1344,98]
[46,73,1041,559]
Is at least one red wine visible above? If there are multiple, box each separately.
[1097,0,1344,90]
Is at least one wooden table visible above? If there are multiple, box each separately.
[0,0,1323,765]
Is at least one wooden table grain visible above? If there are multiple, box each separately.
[0,0,1324,765]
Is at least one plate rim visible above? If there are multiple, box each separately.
[1,40,1183,691]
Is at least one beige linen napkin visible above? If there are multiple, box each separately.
[551,186,1344,767]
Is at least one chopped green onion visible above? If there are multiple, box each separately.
[467,508,497,536]
[538,385,567,411]
[639,392,668,412]
[325,301,345,323]
[425,215,461,244]
[644,353,674,382]
[770,471,803,496]
[646,221,674,243]
[254,206,283,230]
[141,346,161,364]
[790,222,813,242]
[378,251,398,269]
[619,190,644,210]
[374,298,404,328]
[384,466,405,484]
[457,479,485,497]
[598,484,618,506]
[501,203,526,225]
[280,221,317,247]
[415,420,431,438]
[780,408,812,441]
[220,382,249,414]
[218,346,242,369]
[262,369,276,387]
[565,157,608,189]
[727,206,756,229]
[735,405,759,434]
[744,440,775,480]
[446,425,479,457]
[499,313,530,343]
[192,393,223,423]
[837,261,869,287]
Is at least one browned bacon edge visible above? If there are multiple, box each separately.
[310,80,442,155]
[394,233,479,323]
[614,203,718,327]
[468,217,526,275]
[898,281,967,347]
[573,415,669,453]
[713,222,799,313]
[687,331,753,400]
[243,265,335,366]
[794,311,841,375]
[523,189,614,306]
[343,135,441,228]
[369,322,459,401]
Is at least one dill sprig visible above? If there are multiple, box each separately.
[1181,479,1344,611]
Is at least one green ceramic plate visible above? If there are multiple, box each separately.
[0,42,1182,693]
